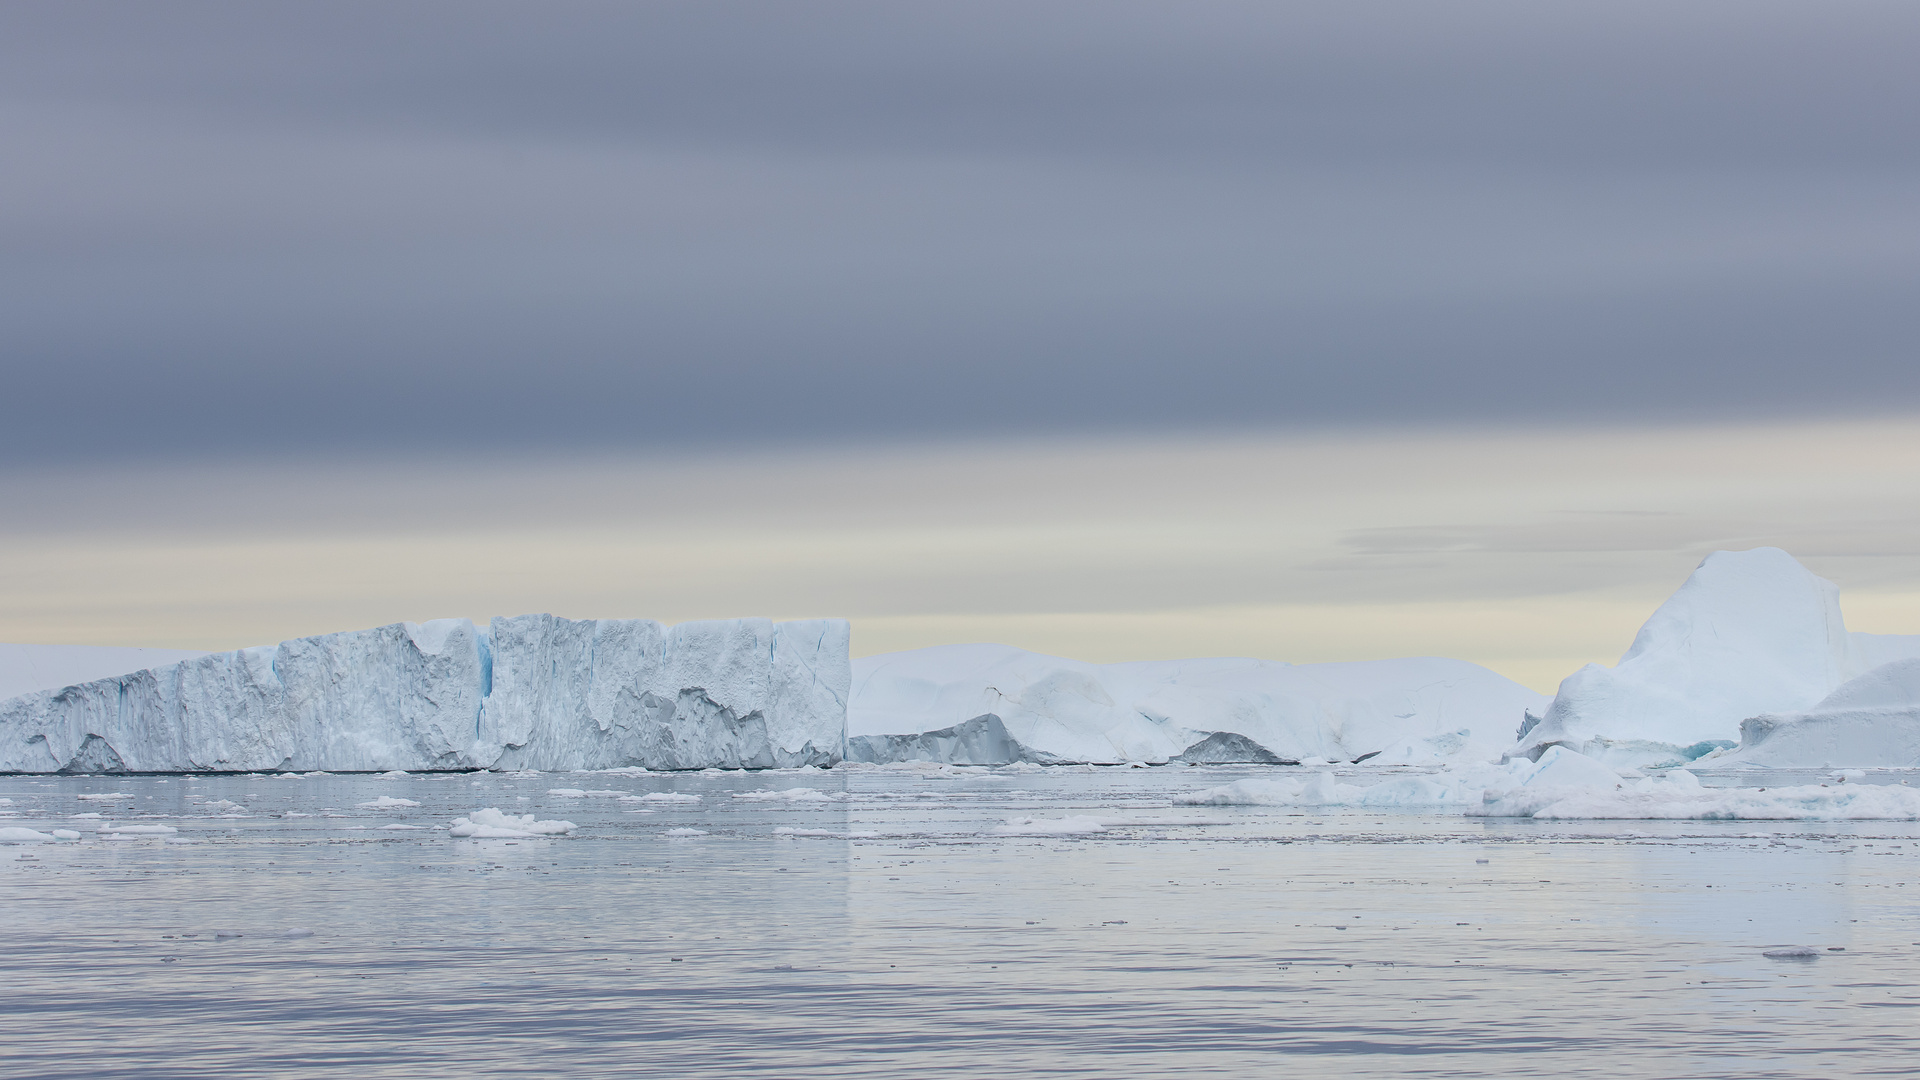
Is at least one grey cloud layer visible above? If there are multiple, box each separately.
[5,1,1919,459]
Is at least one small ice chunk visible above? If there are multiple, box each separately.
[358,796,420,809]
[380,771,411,779]
[380,824,429,830]
[77,793,133,802]
[100,824,178,835]
[448,808,577,838]
[619,792,700,803]
[546,789,628,798]
[733,788,837,802]
[664,827,708,836]
[993,816,1107,835]
[51,829,82,840]
[774,826,881,838]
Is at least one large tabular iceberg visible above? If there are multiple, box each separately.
[1513,548,1920,767]
[847,643,1547,765]
[0,616,849,773]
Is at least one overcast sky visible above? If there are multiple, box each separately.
[4,3,1918,681]
[6,1,1919,459]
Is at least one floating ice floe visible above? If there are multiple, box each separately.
[358,796,420,809]
[733,787,840,802]
[1174,746,1920,820]
[619,792,699,803]
[773,826,880,838]
[0,826,55,842]
[448,808,577,838]
[99,823,178,835]
[664,827,707,837]
[546,789,628,798]
[993,816,1108,835]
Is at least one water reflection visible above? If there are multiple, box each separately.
[1,766,1916,1077]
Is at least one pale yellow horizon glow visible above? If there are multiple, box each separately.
[2,415,1918,694]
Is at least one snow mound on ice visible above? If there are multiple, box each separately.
[848,643,1545,766]
[1715,658,1920,769]
[448,808,577,838]
[0,615,849,773]
[1516,549,1920,766]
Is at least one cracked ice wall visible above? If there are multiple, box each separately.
[0,616,849,773]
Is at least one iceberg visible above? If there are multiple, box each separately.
[0,615,849,774]
[846,643,1547,765]
[1713,658,1920,769]
[1514,548,1920,767]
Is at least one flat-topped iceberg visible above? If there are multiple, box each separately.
[847,643,1547,765]
[0,615,849,773]
[1514,548,1920,767]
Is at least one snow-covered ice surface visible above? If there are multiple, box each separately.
[0,615,849,773]
[849,643,1546,765]
[6,766,1920,1078]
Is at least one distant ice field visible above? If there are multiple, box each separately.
[4,764,1920,1079]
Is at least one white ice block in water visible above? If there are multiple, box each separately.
[0,615,848,773]
[1514,548,1920,768]
[845,643,1546,766]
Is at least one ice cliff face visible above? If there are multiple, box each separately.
[1516,548,1920,766]
[0,616,849,773]
[846,643,1548,765]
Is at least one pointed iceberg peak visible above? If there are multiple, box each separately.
[1515,547,1869,765]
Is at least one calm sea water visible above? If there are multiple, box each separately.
[3,765,1918,1079]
